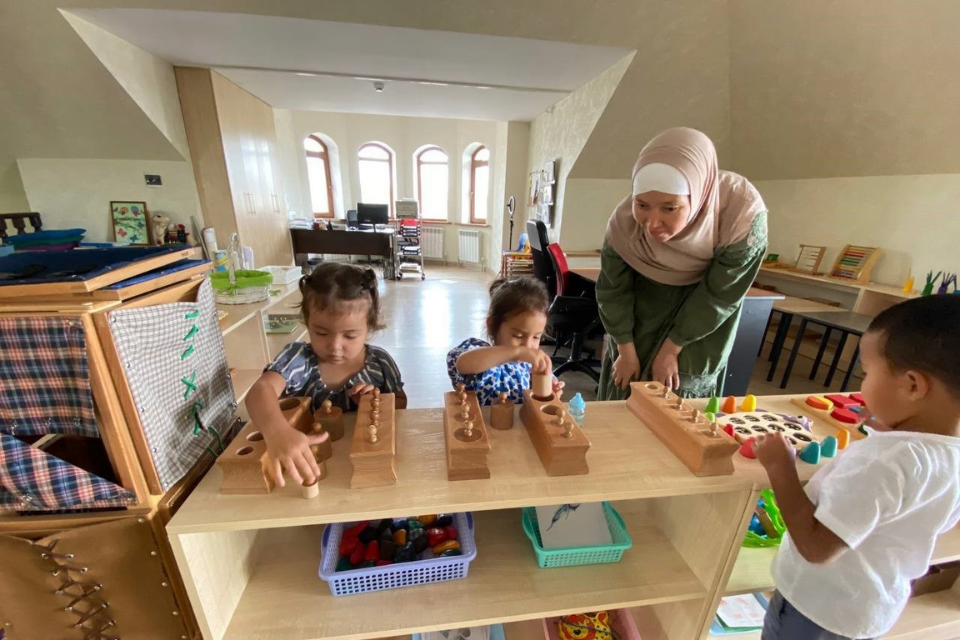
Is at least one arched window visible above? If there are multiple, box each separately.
[304,135,334,217]
[416,146,449,220]
[470,146,490,224]
[358,142,396,216]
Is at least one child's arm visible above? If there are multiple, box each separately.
[246,371,328,488]
[457,345,552,375]
[754,433,848,563]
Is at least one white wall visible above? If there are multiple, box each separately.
[272,109,305,218]
[17,158,202,243]
[0,162,29,212]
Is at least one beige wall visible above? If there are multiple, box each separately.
[17,158,202,243]
[272,109,306,218]
[0,163,29,213]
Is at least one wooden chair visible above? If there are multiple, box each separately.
[0,212,42,242]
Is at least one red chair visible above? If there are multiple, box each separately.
[545,243,601,383]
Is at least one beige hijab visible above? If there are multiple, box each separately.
[605,127,765,286]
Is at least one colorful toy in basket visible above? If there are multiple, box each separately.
[558,612,615,640]
[320,513,477,596]
[743,489,786,548]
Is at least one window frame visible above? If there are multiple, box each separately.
[304,135,335,218]
[358,142,396,218]
[416,145,449,221]
[469,145,490,224]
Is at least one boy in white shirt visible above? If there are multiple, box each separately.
[755,295,960,640]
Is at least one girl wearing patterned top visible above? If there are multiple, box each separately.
[447,278,563,406]
[247,262,405,487]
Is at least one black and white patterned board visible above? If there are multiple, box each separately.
[715,411,819,451]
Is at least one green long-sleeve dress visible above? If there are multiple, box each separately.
[596,213,768,400]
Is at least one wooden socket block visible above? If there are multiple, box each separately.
[217,421,274,495]
[442,390,492,480]
[490,392,515,431]
[349,392,398,489]
[625,381,739,477]
[314,400,345,441]
[519,389,590,476]
[279,396,314,435]
[791,396,866,440]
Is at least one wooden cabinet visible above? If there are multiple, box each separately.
[176,67,292,267]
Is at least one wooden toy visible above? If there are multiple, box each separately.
[349,390,398,489]
[310,421,333,462]
[791,395,866,440]
[792,244,826,275]
[722,396,737,414]
[625,382,738,477]
[490,391,515,430]
[531,370,552,400]
[830,245,881,283]
[315,399,345,441]
[217,396,312,494]
[520,389,590,477]
[741,394,757,412]
[301,478,320,499]
[442,384,492,481]
[714,411,820,454]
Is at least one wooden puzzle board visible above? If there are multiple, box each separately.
[349,392,397,489]
[442,390,491,481]
[714,411,820,451]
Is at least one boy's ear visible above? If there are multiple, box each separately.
[902,369,932,401]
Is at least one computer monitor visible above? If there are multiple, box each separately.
[357,203,389,227]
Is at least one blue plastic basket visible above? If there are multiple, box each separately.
[319,513,476,596]
[522,502,632,568]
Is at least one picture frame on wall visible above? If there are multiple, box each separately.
[528,171,540,206]
[110,201,150,245]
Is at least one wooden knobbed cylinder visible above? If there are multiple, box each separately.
[310,423,333,462]
[489,392,514,430]
[531,371,552,401]
[315,399,345,441]
[301,477,320,499]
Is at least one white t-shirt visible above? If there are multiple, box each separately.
[772,429,960,639]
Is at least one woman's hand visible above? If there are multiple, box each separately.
[262,425,328,488]
[517,347,553,376]
[612,343,641,390]
[651,338,682,391]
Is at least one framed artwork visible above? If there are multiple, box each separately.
[110,201,150,245]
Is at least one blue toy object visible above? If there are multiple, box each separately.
[516,232,528,251]
[799,441,822,464]
[821,435,838,458]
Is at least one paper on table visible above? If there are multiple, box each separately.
[717,594,767,628]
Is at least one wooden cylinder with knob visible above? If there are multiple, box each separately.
[490,392,514,430]
[310,422,333,461]
[315,399,344,441]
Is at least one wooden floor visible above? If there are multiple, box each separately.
[375,266,861,409]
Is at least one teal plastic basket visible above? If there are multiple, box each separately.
[522,502,632,568]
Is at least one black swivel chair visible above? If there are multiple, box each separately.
[527,219,556,298]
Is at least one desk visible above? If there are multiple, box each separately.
[569,266,782,395]
[290,228,393,269]
[780,310,874,391]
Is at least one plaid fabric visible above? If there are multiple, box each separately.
[0,316,98,438]
[0,433,136,511]
[108,279,236,490]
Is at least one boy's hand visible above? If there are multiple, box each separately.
[262,426,328,488]
[754,432,797,472]
[348,382,376,398]
[552,377,565,398]
[517,347,553,376]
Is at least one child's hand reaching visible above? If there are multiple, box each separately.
[552,377,565,398]
[518,347,553,375]
[348,382,376,400]
[754,432,797,474]
[262,426,329,488]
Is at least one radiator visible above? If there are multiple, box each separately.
[458,229,482,266]
[422,227,445,260]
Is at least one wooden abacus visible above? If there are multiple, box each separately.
[349,389,398,489]
[625,382,739,477]
[442,384,492,480]
[519,378,590,477]
[217,396,313,494]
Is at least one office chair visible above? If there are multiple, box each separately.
[546,243,602,383]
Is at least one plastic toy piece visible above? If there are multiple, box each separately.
[805,395,833,411]
[722,396,737,414]
[791,397,866,441]
[799,441,821,464]
[489,391,515,431]
[835,429,850,450]
[705,396,720,415]
[722,424,735,438]
[442,388,491,480]
[315,399,345,441]
[849,393,865,406]
[740,394,757,412]
[349,391,397,489]
[739,437,756,459]
[830,407,859,424]
[715,410,820,454]
[821,435,838,458]
[625,382,739,476]
[825,394,860,410]
[520,389,590,476]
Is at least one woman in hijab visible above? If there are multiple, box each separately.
[597,127,768,399]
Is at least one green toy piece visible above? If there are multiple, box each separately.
[821,435,838,458]
[705,396,720,415]
[704,412,717,423]
[922,270,942,296]
[743,489,786,548]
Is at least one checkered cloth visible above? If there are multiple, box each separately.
[0,433,137,511]
[107,279,236,491]
[0,316,98,438]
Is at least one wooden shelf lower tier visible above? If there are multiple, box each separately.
[219,508,706,640]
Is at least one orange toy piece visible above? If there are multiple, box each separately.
[805,395,833,411]
[432,540,461,554]
[722,396,737,414]
[836,429,851,450]
[791,397,866,441]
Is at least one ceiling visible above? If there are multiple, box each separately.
[67,8,633,121]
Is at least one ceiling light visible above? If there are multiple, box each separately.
[295,72,316,77]
[373,81,385,93]
[418,81,449,87]
[353,76,384,82]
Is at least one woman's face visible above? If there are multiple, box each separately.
[632,191,692,242]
